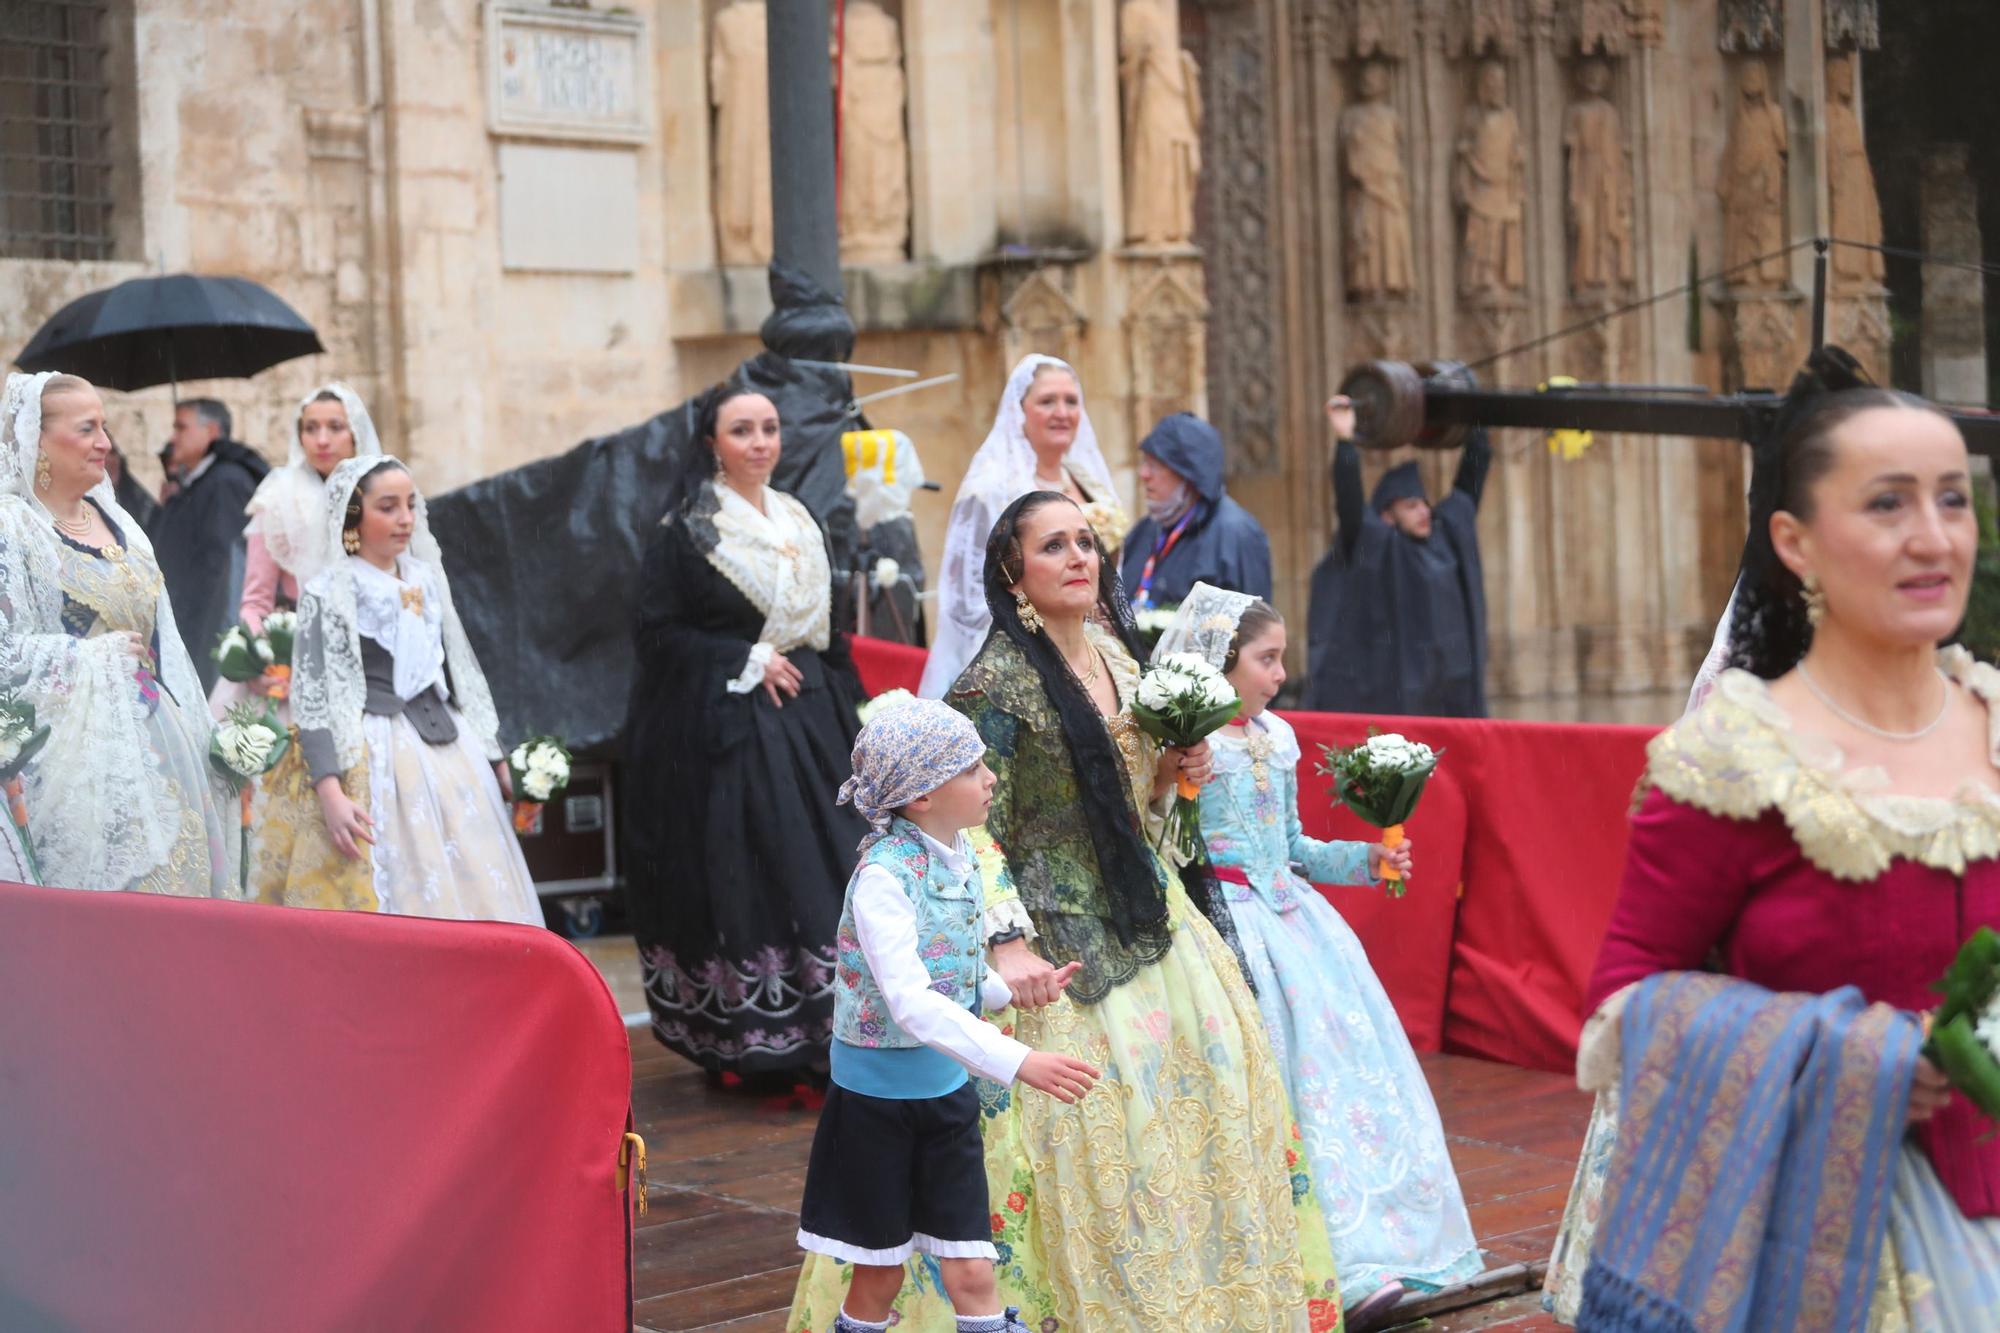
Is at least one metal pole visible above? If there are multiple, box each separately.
[766,0,844,299]
[1810,237,1829,353]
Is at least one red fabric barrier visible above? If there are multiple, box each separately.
[851,634,928,697]
[1282,711,1654,1073]
[0,884,634,1332]
[847,643,1655,1075]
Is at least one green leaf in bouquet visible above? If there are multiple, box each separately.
[0,722,51,783]
[262,618,296,666]
[211,622,267,684]
[1929,1013,2000,1121]
[209,701,290,785]
[1933,926,2000,1028]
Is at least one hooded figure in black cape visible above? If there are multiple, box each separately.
[1120,412,1274,609]
[1304,415,1492,717]
[425,261,864,754]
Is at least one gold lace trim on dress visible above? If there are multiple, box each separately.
[1648,646,2000,881]
[59,541,162,637]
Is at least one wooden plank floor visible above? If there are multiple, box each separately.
[630,1033,1587,1332]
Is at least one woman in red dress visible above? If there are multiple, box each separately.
[1545,359,2000,1330]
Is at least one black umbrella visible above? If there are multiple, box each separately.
[14,273,324,392]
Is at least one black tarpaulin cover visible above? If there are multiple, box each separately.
[427,262,864,753]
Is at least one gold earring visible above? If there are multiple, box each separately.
[342,528,361,557]
[1801,574,1826,628]
[1013,590,1044,633]
[33,455,50,492]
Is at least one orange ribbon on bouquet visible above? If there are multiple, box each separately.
[262,664,291,701]
[1378,822,1407,885]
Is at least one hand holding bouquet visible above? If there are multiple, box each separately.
[1319,731,1441,898]
[509,735,573,835]
[1923,927,2000,1121]
[209,701,291,894]
[0,692,50,881]
[1131,652,1240,860]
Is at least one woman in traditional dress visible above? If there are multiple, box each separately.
[792,491,1343,1331]
[623,383,868,1085]
[1543,369,2000,1330]
[1159,584,1482,1325]
[0,371,236,896]
[918,355,1125,698]
[282,455,542,924]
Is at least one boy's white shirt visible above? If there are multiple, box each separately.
[851,826,1031,1087]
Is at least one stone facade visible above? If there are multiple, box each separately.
[1,0,1900,703]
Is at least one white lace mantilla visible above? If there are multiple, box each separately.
[292,456,502,772]
[244,382,384,585]
[0,372,234,892]
[704,482,831,656]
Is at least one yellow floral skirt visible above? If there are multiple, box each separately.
[247,730,377,911]
[788,885,1344,1332]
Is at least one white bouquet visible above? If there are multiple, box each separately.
[858,687,916,726]
[209,701,292,894]
[871,557,901,590]
[509,736,573,804]
[1131,652,1241,859]
[1318,729,1442,897]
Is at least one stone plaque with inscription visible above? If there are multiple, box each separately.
[487,5,649,144]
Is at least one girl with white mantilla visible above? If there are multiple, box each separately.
[286,455,542,923]
[1158,584,1482,1329]
[0,371,236,895]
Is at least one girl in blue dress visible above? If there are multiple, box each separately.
[1156,583,1482,1325]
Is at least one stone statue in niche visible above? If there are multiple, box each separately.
[836,0,910,265]
[710,0,772,266]
[1454,60,1527,299]
[1825,53,1885,290]
[1719,59,1788,288]
[1338,60,1416,301]
[1564,57,1633,294]
[1119,0,1203,249]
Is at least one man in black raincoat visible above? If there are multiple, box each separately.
[148,398,269,691]
[1304,395,1491,716]
[1119,412,1273,610]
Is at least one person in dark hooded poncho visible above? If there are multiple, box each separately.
[1119,412,1273,610]
[1304,395,1491,717]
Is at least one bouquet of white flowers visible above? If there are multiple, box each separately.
[209,701,291,894]
[1318,731,1441,898]
[509,735,573,835]
[0,691,50,882]
[1132,603,1179,654]
[212,623,273,685]
[857,687,916,726]
[1131,652,1241,859]
[1924,926,2000,1121]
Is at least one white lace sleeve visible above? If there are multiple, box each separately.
[727,642,774,695]
[983,896,1038,942]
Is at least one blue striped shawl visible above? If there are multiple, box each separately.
[1577,972,1923,1333]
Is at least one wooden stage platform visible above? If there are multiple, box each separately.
[630,1031,1589,1332]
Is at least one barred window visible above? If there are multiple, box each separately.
[0,1,116,261]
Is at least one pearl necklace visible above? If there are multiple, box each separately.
[1797,659,1952,742]
[51,506,92,539]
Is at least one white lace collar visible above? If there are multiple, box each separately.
[703,482,831,654]
[348,554,446,701]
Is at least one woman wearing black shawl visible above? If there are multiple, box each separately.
[622,382,867,1085]
[790,490,1343,1330]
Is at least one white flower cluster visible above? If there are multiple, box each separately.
[217,626,250,656]
[1136,653,1236,712]
[0,721,27,770]
[510,741,572,802]
[872,557,901,590]
[216,719,280,775]
[1363,732,1435,771]
[858,687,917,726]
[1134,606,1178,636]
[263,610,297,636]
[1974,988,2000,1062]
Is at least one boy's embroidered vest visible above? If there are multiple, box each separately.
[832,818,985,1050]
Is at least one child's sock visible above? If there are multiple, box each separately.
[955,1313,1011,1333]
[834,1310,890,1333]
